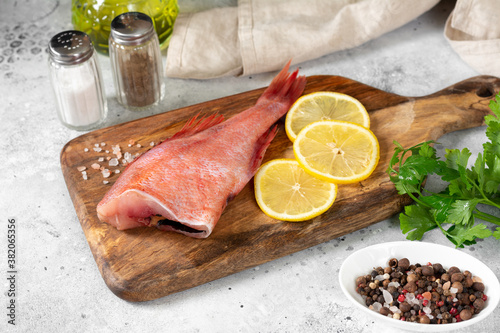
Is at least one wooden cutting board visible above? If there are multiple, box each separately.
[60,75,500,302]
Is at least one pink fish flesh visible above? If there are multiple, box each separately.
[96,62,307,238]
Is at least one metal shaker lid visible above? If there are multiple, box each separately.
[110,12,156,46]
[48,30,94,65]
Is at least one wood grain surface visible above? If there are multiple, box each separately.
[60,75,500,302]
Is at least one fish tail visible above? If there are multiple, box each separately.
[257,60,307,108]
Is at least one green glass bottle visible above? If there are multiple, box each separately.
[71,0,178,54]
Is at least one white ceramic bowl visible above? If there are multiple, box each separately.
[339,241,500,332]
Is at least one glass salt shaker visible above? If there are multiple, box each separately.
[48,30,107,131]
[109,12,164,109]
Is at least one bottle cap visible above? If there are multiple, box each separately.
[110,12,156,46]
[48,30,94,65]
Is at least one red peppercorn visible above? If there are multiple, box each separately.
[482,294,488,302]
[450,308,458,315]
[422,300,429,307]
[455,314,462,322]
[402,289,408,294]
[417,294,424,300]
[398,294,406,302]
[427,262,432,266]
[437,300,444,307]
[401,317,406,321]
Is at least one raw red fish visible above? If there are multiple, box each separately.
[96,62,306,238]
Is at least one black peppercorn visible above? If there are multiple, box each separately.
[379,307,391,316]
[472,282,485,292]
[473,298,485,312]
[432,263,444,275]
[398,258,410,271]
[388,258,398,267]
[460,308,473,320]
[451,273,464,283]
[422,266,434,276]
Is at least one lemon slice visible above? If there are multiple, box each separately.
[285,91,369,142]
[293,120,379,184]
[254,159,337,221]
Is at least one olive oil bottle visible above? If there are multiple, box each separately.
[71,0,178,54]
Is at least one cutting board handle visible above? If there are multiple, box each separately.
[423,75,500,132]
[370,75,500,144]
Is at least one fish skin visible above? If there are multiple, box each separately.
[96,61,307,238]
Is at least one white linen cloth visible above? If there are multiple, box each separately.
[445,0,500,77]
[165,0,499,79]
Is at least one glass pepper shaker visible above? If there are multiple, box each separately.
[109,12,164,109]
[48,30,107,131]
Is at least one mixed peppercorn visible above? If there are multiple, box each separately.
[355,258,488,324]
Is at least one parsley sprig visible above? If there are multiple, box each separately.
[387,93,500,247]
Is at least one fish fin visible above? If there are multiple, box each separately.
[172,113,225,140]
[256,60,307,106]
[251,125,278,173]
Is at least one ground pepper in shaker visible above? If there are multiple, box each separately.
[109,12,164,109]
[48,30,107,131]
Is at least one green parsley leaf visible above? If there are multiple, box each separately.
[493,228,500,240]
[446,223,492,248]
[400,205,437,240]
[447,199,481,226]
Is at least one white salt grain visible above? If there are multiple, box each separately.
[91,163,100,169]
[450,287,458,294]
[103,180,109,184]
[371,302,382,312]
[389,306,400,314]
[388,282,400,288]
[77,166,86,172]
[93,147,102,152]
[102,169,111,178]
[114,170,120,174]
[381,289,393,304]
[109,158,119,166]
[82,171,88,180]
[84,148,89,152]
[98,157,104,162]
[124,152,134,163]
[150,142,155,146]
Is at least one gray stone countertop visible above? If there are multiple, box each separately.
[1,0,499,332]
